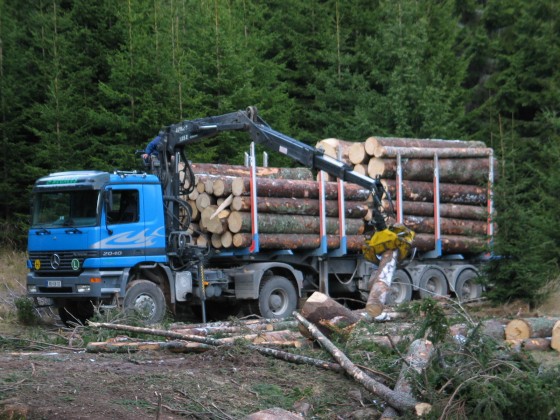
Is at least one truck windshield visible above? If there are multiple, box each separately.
[31,190,100,228]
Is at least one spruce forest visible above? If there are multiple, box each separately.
[0,0,558,304]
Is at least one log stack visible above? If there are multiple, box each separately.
[316,136,495,254]
[182,164,372,251]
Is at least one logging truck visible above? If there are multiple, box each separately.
[26,107,493,325]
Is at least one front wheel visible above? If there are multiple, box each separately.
[258,276,298,319]
[123,280,167,324]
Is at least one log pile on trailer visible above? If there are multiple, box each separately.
[316,136,495,256]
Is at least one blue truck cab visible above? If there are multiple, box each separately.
[26,170,171,322]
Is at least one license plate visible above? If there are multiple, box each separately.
[47,280,61,288]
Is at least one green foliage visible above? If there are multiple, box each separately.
[410,298,450,344]
[14,297,38,325]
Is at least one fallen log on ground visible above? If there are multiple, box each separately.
[381,339,434,418]
[504,317,560,340]
[504,338,552,353]
[299,292,363,339]
[86,340,212,353]
[294,312,421,413]
[87,321,345,373]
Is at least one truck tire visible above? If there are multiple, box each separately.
[454,270,483,302]
[386,270,413,305]
[418,268,448,299]
[258,276,298,319]
[58,301,94,326]
[123,280,166,324]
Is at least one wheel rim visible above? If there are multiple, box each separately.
[268,288,289,315]
[390,283,406,303]
[132,293,157,318]
[426,276,444,295]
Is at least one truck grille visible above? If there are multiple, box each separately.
[28,251,99,275]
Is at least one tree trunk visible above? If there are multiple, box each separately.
[382,179,487,205]
[504,317,560,340]
[505,338,551,352]
[412,233,488,254]
[403,215,487,236]
[365,250,398,317]
[364,136,487,155]
[383,200,488,221]
[294,312,420,412]
[232,233,368,250]
[299,292,363,339]
[227,211,365,235]
[231,177,371,201]
[191,163,313,180]
[372,145,493,159]
[381,339,434,418]
[231,196,369,218]
[368,157,496,183]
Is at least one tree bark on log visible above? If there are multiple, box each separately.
[231,196,369,218]
[232,233,368,250]
[86,340,212,353]
[368,157,496,184]
[412,234,488,254]
[294,312,420,412]
[403,215,487,236]
[381,339,434,418]
[505,338,551,352]
[88,322,345,374]
[227,211,365,235]
[232,177,371,201]
[191,163,313,180]
[364,136,486,155]
[366,250,398,318]
[372,146,493,159]
[383,200,488,221]
[382,179,487,205]
[299,292,363,339]
[504,317,560,340]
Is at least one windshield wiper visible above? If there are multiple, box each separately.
[62,219,83,234]
[34,227,51,235]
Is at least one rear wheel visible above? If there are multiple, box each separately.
[58,301,94,326]
[418,268,448,299]
[123,280,166,324]
[258,276,298,319]
[386,270,413,305]
[455,270,482,302]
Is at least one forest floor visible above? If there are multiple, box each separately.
[1,249,559,419]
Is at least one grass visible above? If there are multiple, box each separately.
[0,249,27,320]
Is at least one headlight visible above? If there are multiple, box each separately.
[77,285,91,293]
[27,285,37,293]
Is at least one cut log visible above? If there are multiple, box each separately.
[294,312,420,412]
[382,179,487,205]
[551,320,560,352]
[195,192,215,211]
[191,163,314,180]
[299,292,363,339]
[368,157,497,184]
[365,136,487,156]
[381,339,434,419]
[504,317,560,340]
[232,233,368,250]
[403,215,487,236]
[349,142,368,164]
[86,340,212,353]
[227,211,365,235]
[365,250,398,318]
[353,163,367,175]
[316,138,353,161]
[384,200,488,221]
[221,231,233,248]
[505,338,552,352]
[231,196,369,218]
[212,177,234,197]
[412,233,488,254]
[372,146,493,159]
[231,177,372,201]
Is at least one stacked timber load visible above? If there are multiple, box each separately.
[316,136,496,255]
[181,164,372,251]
